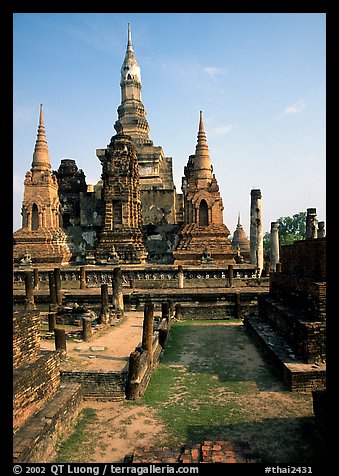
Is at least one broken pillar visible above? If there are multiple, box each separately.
[48,271,57,308]
[250,189,263,276]
[24,271,36,310]
[234,292,241,319]
[112,267,124,318]
[227,264,234,288]
[175,303,183,320]
[178,265,184,289]
[54,328,67,357]
[306,208,318,240]
[142,301,154,364]
[54,267,62,306]
[48,312,56,332]
[99,283,110,324]
[126,349,142,400]
[82,317,92,342]
[33,268,39,290]
[270,222,280,272]
[80,266,86,289]
[317,221,326,238]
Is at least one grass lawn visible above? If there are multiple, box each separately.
[142,320,324,464]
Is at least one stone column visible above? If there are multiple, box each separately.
[234,292,241,319]
[33,268,39,290]
[306,208,318,239]
[270,222,280,272]
[48,312,57,332]
[227,264,234,288]
[54,328,67,357]
[126,349,142,400]
[100,283,110,324]
[174,303,183,320]
[54,268,62,306]
[250,189,263,276]
[178,266,184,289]
[142,301,154,364]
[161,302,170,323]
[82,317,92,342]
[24,271,36,310]
[317,221,326,238]
[80,266,86,289]
[112,267,124,318]
[48,271,57,310]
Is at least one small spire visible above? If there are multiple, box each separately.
[31,103,51,171]
[237,212,241,227]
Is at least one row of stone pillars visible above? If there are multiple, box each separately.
[126,300,173,400]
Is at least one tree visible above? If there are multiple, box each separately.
[263,211,307,256]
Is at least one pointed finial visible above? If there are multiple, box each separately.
[199,110,205,132]
[39,103,44,126]
[237,212,241,226]
[127,23,133,51]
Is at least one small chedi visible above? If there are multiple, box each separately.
[13,105,72,265]
[174,111,236,265]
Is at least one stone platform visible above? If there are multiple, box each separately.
[244,315,326,392]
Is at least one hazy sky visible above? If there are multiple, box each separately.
[13,12,326,235]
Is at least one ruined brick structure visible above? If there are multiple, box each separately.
[245,216,326,391]
[95,133,148,263]
[13,105,72,265]
[13,309,82,462]
[174,111,236,265]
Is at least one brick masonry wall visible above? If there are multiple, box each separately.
[280,238,326,281]
[60,369,128,400]
[178,298,258,320]
[13,350,61,430]
[258,296,326,363]
[270,273,326,321]
[13,383,83,463]
[13,310,41,369]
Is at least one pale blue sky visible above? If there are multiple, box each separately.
[13,12,326,235]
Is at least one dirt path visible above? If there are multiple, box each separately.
[41,311,145,371]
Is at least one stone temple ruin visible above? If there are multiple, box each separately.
[12,24,326,464]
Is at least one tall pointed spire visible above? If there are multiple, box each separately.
[194,111,212,183]
[31,104,51,171]
[120,23,141,85]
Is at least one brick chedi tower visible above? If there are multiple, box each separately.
[106,24,181,225]
[95,133,148,264]
[13,105,72,265]
[174,111,236,265]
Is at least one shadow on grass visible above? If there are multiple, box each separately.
[163,321,284,391]
[185,416,326,465]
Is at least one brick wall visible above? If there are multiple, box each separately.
[60,369,128,400]
[280,238,326,281]
[13,383,82,463]
[13,350,61,430]
[258,296,326,363]
[270,274,326,322]
[13,310,41,369]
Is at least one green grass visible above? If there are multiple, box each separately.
[54,407,98,462]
